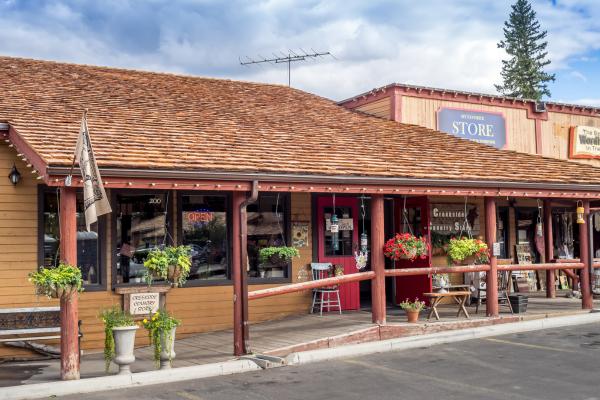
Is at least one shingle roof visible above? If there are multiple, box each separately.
[1,56,599,186]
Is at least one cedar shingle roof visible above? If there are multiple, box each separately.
[0,56,599,186]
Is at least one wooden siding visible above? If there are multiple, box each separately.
[355,97,391,119]
[541,112,600,167]
[401,96,537,154]
[0,143,313,358]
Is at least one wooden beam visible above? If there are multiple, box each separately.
[580,200,593,309]
[231,191,245,356]
[58,187,79,380]
[543,200,555,298]
[370,194,386,325]
[248,272,376,301]
[485,197,499,317]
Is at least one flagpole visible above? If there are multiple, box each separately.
[66,109,88,187]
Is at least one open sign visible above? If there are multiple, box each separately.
[186,211,214,223]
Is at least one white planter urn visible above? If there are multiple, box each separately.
[112,325,139,375]
[159,327,177,370]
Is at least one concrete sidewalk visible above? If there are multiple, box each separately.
[1,310,599,400]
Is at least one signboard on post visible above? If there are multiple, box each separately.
[129,292,160,315]
[437,107,507,149]
[569,126,600,159]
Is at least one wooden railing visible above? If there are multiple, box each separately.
[247,261,596,301]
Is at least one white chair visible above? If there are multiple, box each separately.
[310,263,342,316]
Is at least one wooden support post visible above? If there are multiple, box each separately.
[59,187,79,380]
[484,197,499,317]
[580,200,593,309]
[370,194,386,325]
[543,200,555,298]
[232,191,245,356]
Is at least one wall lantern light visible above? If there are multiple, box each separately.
[8,163,20,186]
[576,201,585,224]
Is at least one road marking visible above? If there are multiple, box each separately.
[483,338,579,353]
[343,359,540,400]
[176,391,204,400]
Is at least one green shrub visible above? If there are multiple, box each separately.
[143,246,192,287]
[259,246,300,263]
[28,263,83,299]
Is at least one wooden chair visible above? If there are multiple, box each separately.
[310,263,341,316]
[475,271,514,314]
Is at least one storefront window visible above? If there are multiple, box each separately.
[115,193,167,284]
[496,207,509,259]
[41,189,101,286]
[181,194,229,281]
[247,193,290,279]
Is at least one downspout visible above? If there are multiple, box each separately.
[240,180,259,354]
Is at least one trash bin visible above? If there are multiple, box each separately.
[508,294,528,313]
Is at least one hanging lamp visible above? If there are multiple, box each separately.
[576,201,585,224]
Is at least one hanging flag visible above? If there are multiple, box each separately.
[74,112,111,231]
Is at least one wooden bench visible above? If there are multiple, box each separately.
[0,307,82,357]
[423,291,471,321]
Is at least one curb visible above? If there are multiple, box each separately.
[2,311,599,400]
[286,311,600,366]
[0,359,261,400]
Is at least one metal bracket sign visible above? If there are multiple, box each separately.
[437,107,507,149]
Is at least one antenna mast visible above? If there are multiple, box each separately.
[240,49,333,87]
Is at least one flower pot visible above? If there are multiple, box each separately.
[268,254,290,268]
[167,265,183,286]
[112,325,138,375]
[453,255,478,265]
[41,284,78,300]
[406,310,420,323]
[159,327,177,370]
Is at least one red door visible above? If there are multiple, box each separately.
[394,196,432,304]
[317,196,360,311]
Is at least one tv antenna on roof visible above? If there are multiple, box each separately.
[239,49,334,87]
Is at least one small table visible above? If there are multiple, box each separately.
[422,291,471,321]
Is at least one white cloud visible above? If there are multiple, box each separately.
[0,0,597,102]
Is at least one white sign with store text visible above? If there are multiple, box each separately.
[325,218,353,231]
[129,292,160,315]
[570,125,600,159]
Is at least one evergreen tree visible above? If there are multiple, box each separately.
[495,0,555,100]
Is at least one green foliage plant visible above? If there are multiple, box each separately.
[259,246,300,264]
[399,298,426,312]
[141,309,181,368]
[143,245,192,287]
[99,307,136,373]
[28,263,84,299]
[447,237,489,265]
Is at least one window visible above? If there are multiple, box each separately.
[323,206,354,256]
[247,193,290,279]
[180,194,229,281]
[40,189,102,287]
[114,192,168,285]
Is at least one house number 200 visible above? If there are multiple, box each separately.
[149,198,162,204]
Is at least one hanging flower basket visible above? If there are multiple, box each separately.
[384,233,428,262]
[259,246,300,267]
[29,263,84,300]
[447,237,489,265]
[144,246,192,288]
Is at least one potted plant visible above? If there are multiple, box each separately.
[143,245,192,287]
[384,233,428,261]
[259,246,300,267]
[142,309,181,369]
[29,263,84,300]
[399,298,426,323]
[100,307,138,374]
[447,237,489,265]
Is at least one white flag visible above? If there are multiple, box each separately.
[75,114,111,231]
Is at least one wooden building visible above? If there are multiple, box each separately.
[1,58,600,371]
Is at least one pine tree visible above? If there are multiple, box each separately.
[495,0,555,100]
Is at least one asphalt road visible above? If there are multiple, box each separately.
[60,323,600,400]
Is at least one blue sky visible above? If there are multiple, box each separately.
[0,0,599,104]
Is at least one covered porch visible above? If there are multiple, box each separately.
[2,292,596,387]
